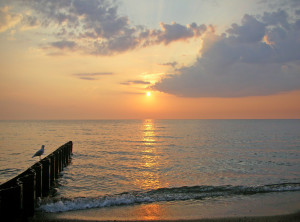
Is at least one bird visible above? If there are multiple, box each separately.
[32,145,45,160]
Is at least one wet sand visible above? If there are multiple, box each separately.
[29,211,300,222]
[28,192,300,222]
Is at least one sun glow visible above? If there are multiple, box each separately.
[146,92,151,96]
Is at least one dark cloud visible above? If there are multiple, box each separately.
[73,72,113,80]
[155,22,207,45]
[92,28,140,55]
[153,9,300,97]
[72,0,130,39]
[160,62,178,68]
[138,22,207,47]
[262,10,290,28]
[76,76,97,81]
[15,0,207,55]
[227,14,266,43]
[18,0,137,54]
[22,0,77,26]
[21,15,40,30]
[121,80,151,85]
[51,40,76,49]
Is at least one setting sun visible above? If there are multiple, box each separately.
[0,0,299,120]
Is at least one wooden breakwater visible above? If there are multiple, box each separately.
[0,141,73,220]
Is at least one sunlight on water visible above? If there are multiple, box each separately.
[1,120,300,214]
[134,119,168,190]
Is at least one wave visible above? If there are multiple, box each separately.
[37,183,300,213]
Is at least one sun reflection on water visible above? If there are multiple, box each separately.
[134,119,164,190]
[132,119,172,219]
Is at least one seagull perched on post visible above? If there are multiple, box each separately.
[32,145,45,160]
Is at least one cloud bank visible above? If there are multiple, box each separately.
[153,9,300,97]
[2,0,300,98]
[1,0,206,55]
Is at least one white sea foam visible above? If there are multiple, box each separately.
[38,183,300,213]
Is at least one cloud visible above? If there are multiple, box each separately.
[73,72,113,80]
[160,61,178,68]
[227,14,266,43]
[153,22,207,45]
[92,28,140,55]
[0,4,40,32]
[20,15,40,30]
[153,9,300,97]
[15,0,137,54]
[121,80,151,85]
[138,22,207,48]
[51,40,76,50]
[7,0,208,55]
[0,6,22,32]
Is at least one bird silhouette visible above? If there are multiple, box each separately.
[32,145,45,160]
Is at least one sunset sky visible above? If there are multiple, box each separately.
[0,0,300,119]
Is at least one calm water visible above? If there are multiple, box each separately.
[0,120,300,213]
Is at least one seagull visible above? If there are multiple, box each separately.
[32,145,45,160]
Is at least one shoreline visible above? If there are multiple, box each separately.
[28,192,300,222]
[29,211,300,222]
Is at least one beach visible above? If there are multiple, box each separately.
[29,212,300,222]
[29,191,300,222]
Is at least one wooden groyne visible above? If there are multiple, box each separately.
[0,141,73,220]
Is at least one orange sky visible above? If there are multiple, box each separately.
[0,0,299,119]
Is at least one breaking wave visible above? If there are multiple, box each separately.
[38,182,300,213]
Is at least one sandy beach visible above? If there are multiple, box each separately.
[28,192,300,222]
[29,211,300,222]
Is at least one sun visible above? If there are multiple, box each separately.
[146,92,151,97]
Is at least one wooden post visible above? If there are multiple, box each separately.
[18,169,36,217]
[70,141,73,153]
[0,182,23,219]
[49,154,55,184]
[56,148,62,173]
[41,157,50,197]
[66,144,69,166]
[62,145,66,167]
[54,151,59,179]
[31,162,42,198]
[59,149,63,172]
[0,141,73,219]
[64,144,69,165]
[67,141,73,163]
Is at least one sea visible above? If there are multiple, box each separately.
[0,119,300,220]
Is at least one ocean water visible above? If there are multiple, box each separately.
[0,119,300,217]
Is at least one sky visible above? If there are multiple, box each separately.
[0,0,300,119]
